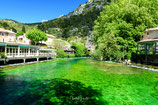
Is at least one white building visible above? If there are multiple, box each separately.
[17,34,30,45]
[17,34,56,46]
[42,34,56,47]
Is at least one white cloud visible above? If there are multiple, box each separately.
[59,14,64,18]
[42,19,48,22]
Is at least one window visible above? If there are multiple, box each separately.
[1,33,4,36]
[147,32,149,35]
[2,39,4,42]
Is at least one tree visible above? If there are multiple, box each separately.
[56,49,66,58]
[37,23,47,32]
[26,29,47,45]
[12,27,17,33]
[51,39,69,50]
[95,32,119,60]
[72,42,86,57]
[16,31,24,37]
[22,26,26,33]
[93,0,158,61]
[3,23,9,29]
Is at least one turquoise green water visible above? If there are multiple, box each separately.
[0,58,88,105]
[0,58,158,105]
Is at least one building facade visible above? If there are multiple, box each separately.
[0,28,16,43]
[137,26,158,54]
[136,26,158,65]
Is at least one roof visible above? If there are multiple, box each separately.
[0,28,15,34]
[145,26,158,32]
[138,39,158,43]
[47,34,56,38]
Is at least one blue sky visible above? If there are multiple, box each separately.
[0,0,87,23]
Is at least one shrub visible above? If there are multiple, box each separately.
[92,50,102,60]
[0,52,6,58]
[56,49,66,58]
[67,54,75,58]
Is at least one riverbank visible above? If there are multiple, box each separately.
[0,58,158,104]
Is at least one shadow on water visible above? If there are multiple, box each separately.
[0,74,106,105]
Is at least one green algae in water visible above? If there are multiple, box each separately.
[0,58,158,105]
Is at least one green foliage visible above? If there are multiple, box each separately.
[72,42,87,57]
[37,23,47,32]
[0,19,37,32]
[93,0,158,61]
[35,6,102,38]
[22,26,26,33]
[56,49,66,58]
[113,51,124,61]
[11,27,17,33]
[16,31,24,37]
[26,29,47,45]
[51,39,69,50]
[92,49,102,60]
[67,54,75,58]
[0,52,6,58]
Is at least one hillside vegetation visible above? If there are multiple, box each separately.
[0,19,36,32]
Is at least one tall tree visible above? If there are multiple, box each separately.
[22,26,26,33]
[93,0,158,60]
[37,23,47,33]
[26,29,47,45]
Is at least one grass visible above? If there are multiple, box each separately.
[0,58,158,105]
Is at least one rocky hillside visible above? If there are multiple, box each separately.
[36,0,115,38]
[34,0,115,50]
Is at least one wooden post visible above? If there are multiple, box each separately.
[4,58,6,65]
[5,46,7,57]
[37,49,39,56]
[18,46,20,57]
[37,57,39,62]
[23,59,26,63]
[28,48,30,56]
[155,42,157,54]
[12,47,13,57]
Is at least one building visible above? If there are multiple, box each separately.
[17,34,30,45]
[17,34,56,46]
[42,34,56,47]
[0,28,16,43]
[137,26,158,54]
[136,26,158,65]
[0,42,56,64]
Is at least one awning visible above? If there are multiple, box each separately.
[30,46,38,49]
[7,45,18,47]
[0,43,6,47]
[20,46,30,48]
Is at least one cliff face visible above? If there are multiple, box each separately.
[63,0,107,18]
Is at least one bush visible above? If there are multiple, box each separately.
[71,43,86,57]
[56,49,66,58]
[0,52,6,58]
[67,54,75,58]
[92,50,102,60]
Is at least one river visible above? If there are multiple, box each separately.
[0,58,158,105]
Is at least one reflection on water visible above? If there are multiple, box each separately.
[0,58,104,105]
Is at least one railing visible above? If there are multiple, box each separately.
[6,52,56,58]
